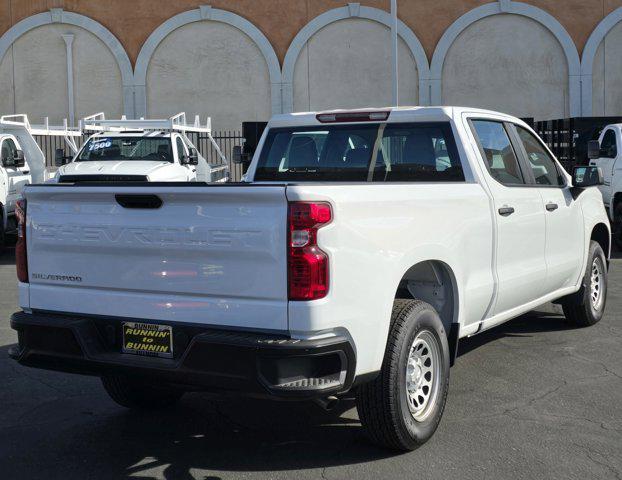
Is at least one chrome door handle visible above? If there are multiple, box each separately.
[498,206,515,216]
[546,203,558,212]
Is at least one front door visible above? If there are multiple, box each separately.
[513,125,584,292]
[589,128,618,207]
[1,137,30,214]
[470,119,548,315]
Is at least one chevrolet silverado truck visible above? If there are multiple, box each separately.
[9,107,610,451]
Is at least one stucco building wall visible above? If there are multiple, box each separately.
[0,0,622,130]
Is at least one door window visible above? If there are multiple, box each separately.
[176,137,187,162]
[1,139,17,165]
[471,120,525,185]
[601,129,617,158]
[515,126,565,187]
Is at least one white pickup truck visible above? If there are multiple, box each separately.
[0,115,80,248]
[52,113,229,184]
[588,124,622,249]
[10,107,610,450]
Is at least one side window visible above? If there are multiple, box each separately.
[1,139,17,164]
[373,123,464,182]
[601,130,617,158]
[516,126,565,187]
[0,141,10,162]
[175,137,187,161]
[472,120,525,185]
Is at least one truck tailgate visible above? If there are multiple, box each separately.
[24,185,289,331]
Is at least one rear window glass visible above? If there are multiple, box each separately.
[254,122,464,182]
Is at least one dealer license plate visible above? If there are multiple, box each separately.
[122,322,173,358]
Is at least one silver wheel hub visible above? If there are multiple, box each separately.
[590,257,604,311]
[405,330,441,422]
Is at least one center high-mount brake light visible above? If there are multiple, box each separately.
[15,198,28,283]
[316,111,390,123]
[288,202,332,300]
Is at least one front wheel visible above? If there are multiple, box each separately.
[562,240,608,327]
[356,299,450,451]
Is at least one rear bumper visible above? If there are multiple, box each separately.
[9,311,356,400]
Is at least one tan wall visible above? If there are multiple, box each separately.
[3,0,622,66]
[592,20,622,116]
[442,14,569,120]
[145,20,271,132]
[292,18,418,112]
[0,23,123,123]
[2,0,622,125]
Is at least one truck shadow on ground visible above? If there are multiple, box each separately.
[0,242,15,266]
[0,309,578,479]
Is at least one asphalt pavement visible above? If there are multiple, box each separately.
[0,242,621,480]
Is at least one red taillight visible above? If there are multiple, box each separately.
[15,198,28,283]
[288,202,332,300]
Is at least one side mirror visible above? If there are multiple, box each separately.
[573,165,604,188]
[54,148,66,167]
[232,145,243,164]
[14,150,25,167]
[232,145,250,165]
[188,147,199,166]
[587,140,600,160]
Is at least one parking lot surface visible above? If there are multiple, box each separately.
[1,244,621,480]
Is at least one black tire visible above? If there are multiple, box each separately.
[101,375,184,409]
[562,240,608,327]
[356,299,450,451]
[613,203,622,251]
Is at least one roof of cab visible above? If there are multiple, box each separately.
[267,106,527,129]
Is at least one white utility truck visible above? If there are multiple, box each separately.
[10,107,610,450]
[0,115,80,247]
[51,113,229,183]
[588,124,622,248]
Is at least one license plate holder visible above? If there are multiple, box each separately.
[122,322,173,358]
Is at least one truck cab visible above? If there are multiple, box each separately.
[588,124,622,247]
[52,113,229,184]
[0,134,28,240]
[0,115,80,247]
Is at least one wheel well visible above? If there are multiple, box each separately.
[591,223,610,258]
[395,261,458,335]
[613,193,622,212]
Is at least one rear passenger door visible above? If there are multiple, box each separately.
[512,125,584,293]
[470,120,548,315]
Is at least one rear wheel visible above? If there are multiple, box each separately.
[101,375,184,409]
[562,240,608,327]
[356,299,450,451]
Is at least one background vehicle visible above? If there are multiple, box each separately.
[588,124,622,248]
[10,107,609,451]
[0,115,79,248]
[52,113,229,183]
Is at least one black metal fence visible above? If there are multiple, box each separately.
[34,130,245,182]
[535,117,622,171]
